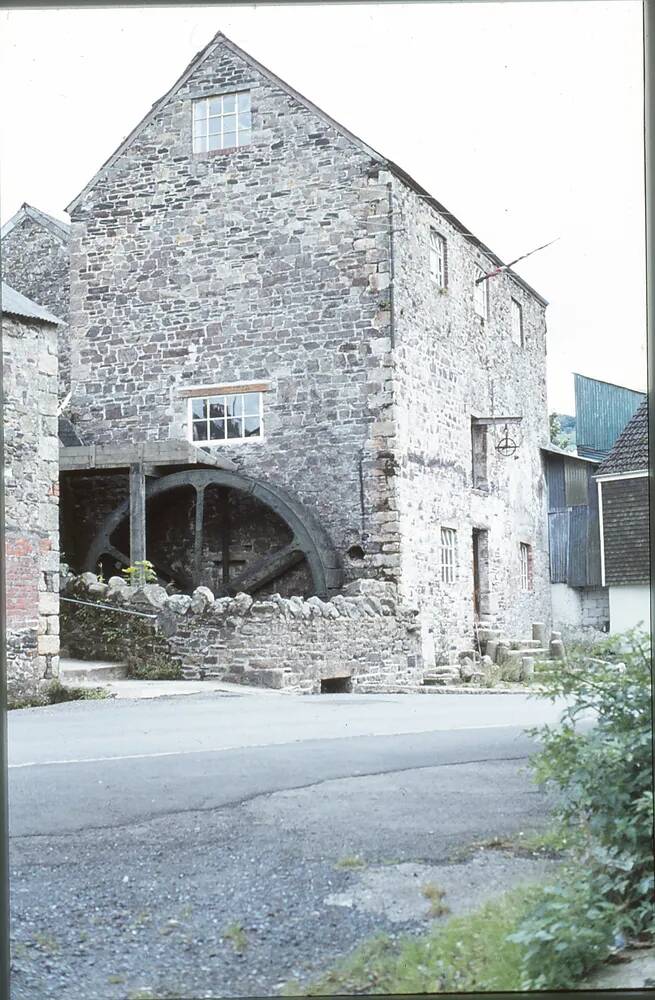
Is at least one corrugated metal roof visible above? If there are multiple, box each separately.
[1,281,62,325]
[574,373,645,458]
[596,398,649,475]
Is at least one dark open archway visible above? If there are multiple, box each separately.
[84,467,342,599]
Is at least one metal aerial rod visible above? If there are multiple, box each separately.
[474,237,560,284]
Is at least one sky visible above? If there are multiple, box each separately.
[0,1,646,413]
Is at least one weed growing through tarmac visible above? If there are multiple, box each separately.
[223,921,248,953]
[421,882,450,918]
[334,855,367,870]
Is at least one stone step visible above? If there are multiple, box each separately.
[423,672,461,686]
[59,657,128,682]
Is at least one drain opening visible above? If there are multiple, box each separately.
[320,676,352,694]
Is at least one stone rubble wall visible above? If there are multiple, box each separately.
[3,313,60,698]
[61,573,423,694]
[68,38,401,589]
[1,215,71,395]
[388,173,552,663]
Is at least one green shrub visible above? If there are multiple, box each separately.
[510,629,654,989]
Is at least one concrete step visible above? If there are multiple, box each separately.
[59,657,128,683]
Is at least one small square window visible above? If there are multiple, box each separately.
[193,92,251,153]
[440,527,457,583]
[511,298,524,346]
[474,266,488,320]
[429,229,447,288]
[188,389,263,444]
[520,543,533,591]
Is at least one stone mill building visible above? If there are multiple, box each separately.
[3,31,553,685]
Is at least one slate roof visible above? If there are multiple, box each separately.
[1,281,62,325]
[1,202,70,243]
[65,31,547,307]
[596,398,649,475]
[58,415,84,447]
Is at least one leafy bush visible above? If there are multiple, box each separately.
[509,630,654,989]
[8,679,111,710]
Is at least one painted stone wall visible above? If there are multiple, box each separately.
[68,38,399,588]
[551,582,609,633]
[388,174,552,663]
[1,215,71,394]
[3,312,60,697]
[61,574,424,694]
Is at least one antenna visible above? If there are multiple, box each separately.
[475,237,560,284]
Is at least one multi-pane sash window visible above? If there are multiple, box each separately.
[429,229,447,288]
[474,266,488,319]
[193,92,251,153]
[520,542,532,591]
[511,298,524,346]
[190,391,262,443]
[440,527,457,583]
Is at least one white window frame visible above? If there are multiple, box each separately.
[429,229,447,288]
[192,91,251,153]
[440,527,457,583]
[187,386,264,446]
[511,298,524,346]
[519,542,532,591]
[474,266,488,320]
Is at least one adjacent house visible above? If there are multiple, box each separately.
[596,399,650,635]
[542,374,646,634]
[1,282,61,699]
[1,203,71,396]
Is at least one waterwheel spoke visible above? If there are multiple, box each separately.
[226,542,304,596]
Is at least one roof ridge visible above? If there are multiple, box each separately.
[64,30,547,306]
[1,202,69,242]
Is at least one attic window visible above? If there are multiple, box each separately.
[193,92,251,153]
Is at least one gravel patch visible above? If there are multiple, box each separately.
[10,761,559,999]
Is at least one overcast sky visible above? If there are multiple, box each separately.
[0,1,646,413]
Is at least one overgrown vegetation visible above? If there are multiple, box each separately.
[126,656,183,681]
[8,679,111,710]
[286,886,543,996]
[509,629,654,989]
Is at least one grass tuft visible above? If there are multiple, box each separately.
[334,855,367,871]
[223,921,248,953]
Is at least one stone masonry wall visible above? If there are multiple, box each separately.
[68,37,399,587]
[2,215,71,394]
[61,573,423,694]
[388,174,552,663]
[3,312,60,698]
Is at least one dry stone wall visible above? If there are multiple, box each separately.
[61,573,423,693]
[3,312,60,698]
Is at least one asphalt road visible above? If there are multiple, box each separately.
[8,690,570,999]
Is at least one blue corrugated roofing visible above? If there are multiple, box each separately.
[1,281,61,324]
[574,373,645,459]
